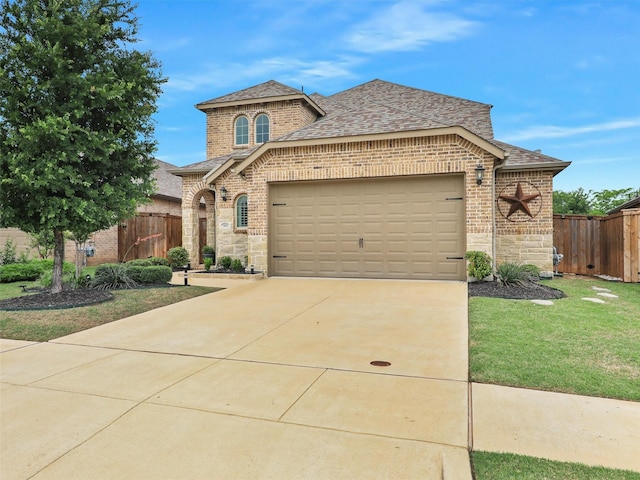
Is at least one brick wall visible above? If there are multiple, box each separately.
[494,170,555,271]
[204,134,497,273]
[203,100,320,159]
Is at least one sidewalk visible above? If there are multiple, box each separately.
[471,382,640,473]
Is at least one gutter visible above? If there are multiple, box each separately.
[492,152,508,271]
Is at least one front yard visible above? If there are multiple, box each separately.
[469,275,640,402]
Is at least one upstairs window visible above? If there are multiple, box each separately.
[255,114,270,143]
[235,116,248,145]
[236,194,248,228]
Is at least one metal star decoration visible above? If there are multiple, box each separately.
[499,182,540,218]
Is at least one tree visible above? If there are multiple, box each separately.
[552,188,590,214]
[590,188,640,215]
[0,0,165,293]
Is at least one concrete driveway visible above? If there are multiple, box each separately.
[1,278,471,479]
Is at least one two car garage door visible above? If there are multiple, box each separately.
[269,175,466,280]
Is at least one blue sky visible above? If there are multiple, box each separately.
[135,0,639,193]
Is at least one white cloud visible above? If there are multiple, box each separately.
[345,0,477,53]
[164,56,362,93]
[503,118,640,142]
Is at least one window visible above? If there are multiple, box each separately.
[235,116,248,145]
[236,194,248,228]
[255,114,270,143]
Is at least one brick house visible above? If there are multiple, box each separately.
[0,159,190,265]
[170,80,570,280]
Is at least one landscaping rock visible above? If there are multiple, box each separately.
[581,297,606,304]
[530,299,554,306]
[592,286,612,292]
[597,292,619,298]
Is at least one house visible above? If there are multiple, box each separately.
[0,159,194,265]
[170,80,570,280]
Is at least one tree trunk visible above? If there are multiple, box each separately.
[51,229,65,294]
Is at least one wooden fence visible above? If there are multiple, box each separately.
[118,213,182,262]
[553,211,639,282]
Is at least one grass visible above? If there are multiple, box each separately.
[473,452,640,480]
[469,275,640,401]
[0,285,221,342]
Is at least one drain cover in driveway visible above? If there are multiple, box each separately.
[370,361,391,367]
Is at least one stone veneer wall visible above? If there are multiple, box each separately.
[494,170,555,272]
[203,99,319,159]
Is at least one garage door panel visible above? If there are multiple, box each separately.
[270,175,465,280]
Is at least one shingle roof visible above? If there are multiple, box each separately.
[489,140,570,171]
[197,80,302,106]
[152,159,182,199]
[169,147,259,175]
[328,80,494,138]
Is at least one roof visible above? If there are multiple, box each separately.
[195,80,325,116]
[176,79,570,178]
[489,140,570,173]
[607,196,640,215]
[152,159,183,199]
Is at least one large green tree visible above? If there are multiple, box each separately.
[0,0,165,293]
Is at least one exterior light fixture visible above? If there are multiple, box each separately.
[220,186,227,201]
[475,164,485,185]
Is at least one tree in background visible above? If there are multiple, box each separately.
[552,188,591,214]
[553,187,639,215]
[0,0,165,293]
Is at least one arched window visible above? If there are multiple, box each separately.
[236,194,248,228]
[255,114,270,143]
[235,116,248,145]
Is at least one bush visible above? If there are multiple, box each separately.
[496,262,531,287]
[167,247,189,269]
[202,245,214,254]
[148,257,169,266]
[127,259,152,267]
[0,259,73,283]
[138,266,172,284]
[219,256,232,269]
[204,257,213,271]
[520,264,541,279]
[465,251,492,280]
[91,263,138,290]
[231,258,244,272]
[0,239,17,265]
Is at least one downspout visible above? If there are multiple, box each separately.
[492,152,508,271]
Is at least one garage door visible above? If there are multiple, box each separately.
[269,175,465,280]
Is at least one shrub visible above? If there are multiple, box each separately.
[0,239,17,265]
[520,263,541,279]
[496,262,531,287]
[148,257,169,266]
[91,263,138,290]
[0,260,73,283]
[231,258,244,272]
[0,262,43,282]
[127,259,152,267]
[204,257,213,271]
[167,247,189,269]
[138,266,172,284]
[202,245,214,254]
[465,251,493,280]
[39,269,78,289]
[219,256,232,269]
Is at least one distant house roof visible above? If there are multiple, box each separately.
[607,196,640,215]
[176,79,570,178]
[153,159,183,200]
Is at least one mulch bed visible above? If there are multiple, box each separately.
[0,278,564,311]
[468,280,566,300]
[0,289,114,311]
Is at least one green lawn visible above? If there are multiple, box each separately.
[469,275,640,401]
[0,285,220,342]
[473,452,640,480]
